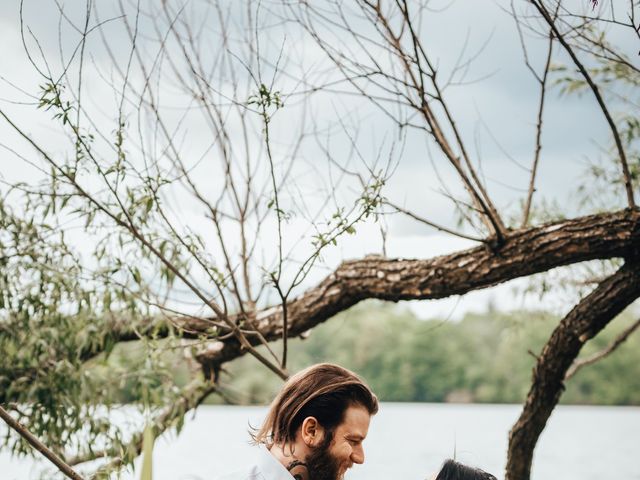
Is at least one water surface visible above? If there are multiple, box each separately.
[2,403,639,479]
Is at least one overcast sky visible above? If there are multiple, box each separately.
[1,0,636,319]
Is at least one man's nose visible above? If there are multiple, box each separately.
[351,444,365,464]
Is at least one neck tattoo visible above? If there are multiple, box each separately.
[286,459,309,480]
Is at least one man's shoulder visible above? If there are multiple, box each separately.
[214,445,293,480]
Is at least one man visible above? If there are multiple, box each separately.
[220,363,378,480]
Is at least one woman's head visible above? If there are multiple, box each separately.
[434,459,497,480]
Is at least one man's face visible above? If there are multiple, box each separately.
[305,404,371,480]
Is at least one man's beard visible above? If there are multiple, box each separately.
[304,432,342,480]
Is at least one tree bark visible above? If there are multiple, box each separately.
[505,257,640,480]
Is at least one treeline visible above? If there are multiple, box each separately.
[217,303,640,405]
[105,303,640,405]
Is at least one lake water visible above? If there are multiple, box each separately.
[2,403,639,480]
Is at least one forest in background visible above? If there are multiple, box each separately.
[101,302,640,406]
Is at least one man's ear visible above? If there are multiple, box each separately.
[300,416,325,447]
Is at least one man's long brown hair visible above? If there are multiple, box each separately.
[252,363,378,447]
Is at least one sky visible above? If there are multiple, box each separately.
[0,0,637,320]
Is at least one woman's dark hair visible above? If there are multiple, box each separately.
[252,363,378,446]
[435,459,497,480]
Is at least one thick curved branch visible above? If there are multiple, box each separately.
[5,208,636,389]
[505,257,640,480]
[196,208,640,373]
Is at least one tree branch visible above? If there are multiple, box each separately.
[520,10,556,227]
[196,208,640,371]
[0,405,85,480]
[67,380,216,476]
[565,316,640,381]
[0,107,289,381]
[531,0,636,209]
[3,208,637,394]
[384,200,486,243]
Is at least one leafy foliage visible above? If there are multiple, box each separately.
[0,197,189,464]
[221,303,640,406]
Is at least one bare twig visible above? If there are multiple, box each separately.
[0,405,85,480]
[565,317,640,380]
[531,0,636,209]
[0,107,288,381]
[522,25,554,227]
[384,200,486,243]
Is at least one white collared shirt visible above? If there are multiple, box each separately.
[216,445,294,480]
